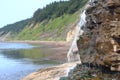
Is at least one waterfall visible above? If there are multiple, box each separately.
[67,10,87,62]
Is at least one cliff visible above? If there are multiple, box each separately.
[77,0,120,71]
[64,0,120,80]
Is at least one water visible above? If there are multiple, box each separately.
[0,42,58,80]
[67,10,86,62]
[0,42,35,50]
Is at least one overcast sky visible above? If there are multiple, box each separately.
[0,0,67,28]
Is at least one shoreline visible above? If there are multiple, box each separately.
[3,40,71,63]
[1,40,75,80]
[3,40,69,43]
[22,61,81,80]
[2,40,70,47]
[15,40,75,80]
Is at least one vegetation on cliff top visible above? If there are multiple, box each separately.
[0,0,88,41]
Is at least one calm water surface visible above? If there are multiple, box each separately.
[0,42,58,80]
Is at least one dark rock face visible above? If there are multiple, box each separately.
[77,0,120,71]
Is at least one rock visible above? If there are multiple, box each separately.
[107,0,120,7]
[111,65,120,71]
[107,0,116,7]
[59,0,120,80]
[77,0,120,71]
[114,7,120,14]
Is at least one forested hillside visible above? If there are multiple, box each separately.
[32,0,88,23]
[0,19,30,36]
[0,0,88,41]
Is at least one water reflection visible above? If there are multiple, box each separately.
[0,42,58,80]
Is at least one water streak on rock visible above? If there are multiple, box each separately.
[67,10,86,62]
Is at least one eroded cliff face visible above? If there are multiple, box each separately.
[77,0,120,71]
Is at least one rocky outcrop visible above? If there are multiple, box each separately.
[77,0,120,71]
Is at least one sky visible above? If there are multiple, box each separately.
[0,0,65,28]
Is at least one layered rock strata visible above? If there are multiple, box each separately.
[77,0,120,71]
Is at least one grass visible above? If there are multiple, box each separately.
[6,0,89,41]
[13,11,80,41]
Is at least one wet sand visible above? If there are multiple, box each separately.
[23,61,81,80]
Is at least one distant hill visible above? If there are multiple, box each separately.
[0,0,88,41]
